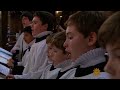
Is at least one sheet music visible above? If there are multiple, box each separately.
[0,48,13,65]
[0,47,12,59]
[0,64,10,76]
[0,74,6,79]
[0,52,12,60]
[0,56,8,64]
[0,47,12,56]
[0,76,4,79]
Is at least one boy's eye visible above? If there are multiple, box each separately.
[49,48,52,50]
[32,21,37,24]
[69,37,73,39]
[115,55,120,59]
[111,51,120,59]
[67,36,73,39]
[34,22,37,24]
[53,50,57,53]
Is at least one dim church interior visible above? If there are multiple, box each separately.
[0,11,76,51]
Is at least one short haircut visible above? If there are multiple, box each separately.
[51,31,66,54]
[65,11,106,47]
[46,34,55,44]
[21,11,33,21]
[23,26,32,35]
[33,11,55,32]
[65,11,106,38]
[98,11,120,48]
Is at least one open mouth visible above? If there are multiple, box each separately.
[66,52,71,59]
[65,48,70,52]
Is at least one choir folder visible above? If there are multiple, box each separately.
[0,48,12,79]
[0,47,13,65]
[0,64,10,76]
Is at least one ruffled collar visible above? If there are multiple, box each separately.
[34,31,52,38]
[72,48,106,68]
[54,59,72,69]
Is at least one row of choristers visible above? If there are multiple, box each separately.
[0,11,120,79]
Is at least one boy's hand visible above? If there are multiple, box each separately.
[6,74,15,79]
[11,50,16,54]
[7,58,14,67]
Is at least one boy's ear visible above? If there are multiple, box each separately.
[43,24,48,30]
[87,32,97,46]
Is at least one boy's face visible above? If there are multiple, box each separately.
[104,43,120,79]
[64,25,93,61]
[24,32,34,44]
[50,45,67,65]
[31,16,47,37]
[22,16,31,28]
